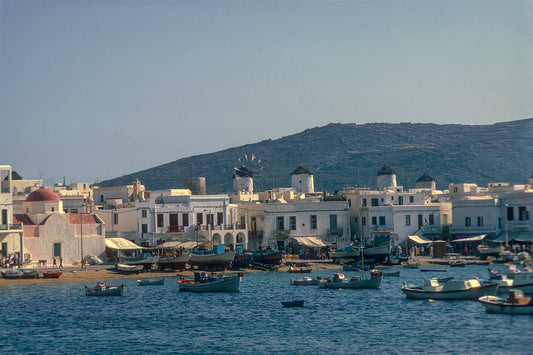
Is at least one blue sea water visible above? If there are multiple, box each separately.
[0,265,531,354]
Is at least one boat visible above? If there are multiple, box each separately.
[381,270,400,277]
[251,248,283,265]
[318,272,383,289]
[478,289,533,314]
[477,245,504,259]
[157,253,190,270]
[42,270,62,278]
[401,278,499,300]
[449,260,466,267]
[281,300,305,307]
[189,250,236,268]
[115,263,144,274]
[122,253,159,270]
[330,246,360,260]
[85,281,125,296]
[288,265,312,273]
[178,271,244,292]
[20,269,39,279]
[402,262,420,269]
[1,269,23,279]
[290,276,321,286]
[421,268,448,273]
[232,253,254,269]
[492,270,533,295]
[137,278,165,286]
[363,243,391,262]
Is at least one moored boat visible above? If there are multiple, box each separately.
[137,278,165,286]
[251,248,283,265]
[290,276,321,286]
[1,269,23,279]
[122,253,159,270]
[116,263,144,274]
[381,270,400,277]
[281,300,305,307]
[478,289,533,314]
[85,281,124,296]
[318,272,383,289]
[492,270,533,295]
[189,250,236,268]
[157,253,190,271]
[288,265,312,273]
[330,246,360,261]
[178,271,243,292]
[20,269,39,279]
[401,278,498,300]
[42,270,62,278]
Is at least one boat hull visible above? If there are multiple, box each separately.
[252,251,283,265]
[319,275,382,289]
[290,277,319,286]
[1,270,23,279]
[401,284,499,300]
[85,285,124,296]
[479,295,533,314]
[137,279,165,286]
[42,271,62,278]
[178,275,242,292]
[190,251,236,266]
[157,254,190,270]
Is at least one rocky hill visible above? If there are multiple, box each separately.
[98,118,533,193]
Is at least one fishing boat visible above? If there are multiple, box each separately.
[20,269,39,279]
[251,248,283,265]
[363,243,391,261]
[449,260,466,267]
[342,263,359,271]
[42,270,62,278]
[157,253,190,271]
[232,253,254,269]
[178,271,244,292]
[85,281,124,296]
[281,300,305,307]
[288,265,312,273]
[478,289,533,314]
[1,269,23,279]
[290,276,321,286]
[401,278,499,300]
[477,245,504,259]
[330,246,360,261]
[189,250,236,268]
[115,263,144,274]
[137,278,165,286]
[318,272,383,289]
[122,253,159,270]
[492,270,533,295]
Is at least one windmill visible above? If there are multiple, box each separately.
[234,153,269,192]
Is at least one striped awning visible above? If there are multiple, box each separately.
[291,237,327,248]
[105,238,142,250]
[408,235,432,244]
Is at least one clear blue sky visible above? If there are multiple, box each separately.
[1,0,531,185]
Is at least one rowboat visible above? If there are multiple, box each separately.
[116,263,143,274]
[42,270,62,278]
[20,269,39,279]
[85,281,124,296]
[137,278,165,286]
[478,289,533,314]
[281,300,305,307]
[401,278,498,300]
[318,272,383,289]
[178,271,243,292]
[1,269,23,279]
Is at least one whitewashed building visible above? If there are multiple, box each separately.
[0,165,24,264]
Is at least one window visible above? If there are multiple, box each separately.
[477,216,484,227]
[465,217,471,227]
[170,214,178,227]
[519,206,528,221]
[217,212,223,225]
[371,198,379,206]
[1,209,7,225]
[348,199,351,208]
[157,214,164,227]
[507,206,514,221]
[409,196,414,203]
[379,216,386,225]
[362,199,367,207]
[71,208,78,214]
[276,216,285,231]
[429,214,434,225]
[141,224,147,233]
[53,243,61,257]
[183,213,189,227]
[398,196,403,205]
[310,215,317,229]
[113,213,119,225]
[141,209,147,218]
[371,216,377,225]
[289,216,296,230]
[405,215,411,226]
[100,195,104,203]
[329,215,338,229]
[1,242,7,257]
[453,187,458,193]
[196,213,203,225]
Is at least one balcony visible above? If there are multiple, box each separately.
[0,223,23,233]
[508,220,530,230]
[248,230,264,239]
[449,225,496,234]
[273,230,290,238]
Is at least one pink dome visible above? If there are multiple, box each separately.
[25,188,61,202]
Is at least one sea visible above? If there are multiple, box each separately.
[0,264,531,355]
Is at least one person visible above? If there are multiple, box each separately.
[59,257,63,269]
[53,257,57,268]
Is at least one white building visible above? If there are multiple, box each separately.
[0,165,24,264]
[291,165,314,193]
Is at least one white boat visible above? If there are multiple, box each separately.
[477,245,504,259]
[178,271,243,292]
[401,278,499,300]
[189,250,236,266]
[85,281,124,296]
[290,276,320,286]
[479,289,533,314]
[122,253,159,269]
[493,270,533,295]
[115,263,144,274]
[318,272,383,289]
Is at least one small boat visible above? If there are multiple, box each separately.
[331,246,360,260]
[157,254,190,271]
[401,278,498,300]
[115,263,143,274]
[85,281,124,296]
[42,270,62,278]
[318,272,383,289]
[251,248,283,265]
[342,263,359,271]
[137,278,165,286]
[381,270,400,277]
[20,269,39,279]
[477,245,504,259]
[281,300,305,307]
[479,289,533,314]
[178,271,243,292]
[492,270,533,295]
[402,262,420,269]
[189,250,236,268]
[122,253,159,270]
[449,260,466,267]
[290,276,321,286]
[232,253,254,268]
[288,266,312,273]
[1,269,23,279]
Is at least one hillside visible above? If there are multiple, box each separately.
[97,119,533,193]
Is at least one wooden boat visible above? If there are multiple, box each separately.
[232,253,253,268]
[331,247,360,260]
[401,278,498,300]
[492,270,533,295]
[281,300,305,307]
[122,253,159,269]
[478,289,533,314]
[342,264,359,271]
[157,254,190,270]
[1,269,23,279]
[288,266,312,273]
[363,243,391,262]
[290,276,321,286]
[42,270,62,278]
[116,263,144,274]
[137,278,165,286]
[318,272,383,289]
[20,269,39,279]
[178,271,243,292]
[85,281,124,296]
[251,249,283,265]
[189,250,236,268]
[477,245,504,259]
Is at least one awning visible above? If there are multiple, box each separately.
[291,237,327,248]
[105,238,142,250]
[160,241,198,249]
[408,235,432,244]
[453,235,488,243]
[492,231,533,243]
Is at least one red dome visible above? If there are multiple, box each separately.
[25,188,61,202]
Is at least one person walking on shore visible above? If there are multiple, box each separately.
[53,257,57,268]
[59,257,63,269]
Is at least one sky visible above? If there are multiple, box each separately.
[1,0,532,186]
